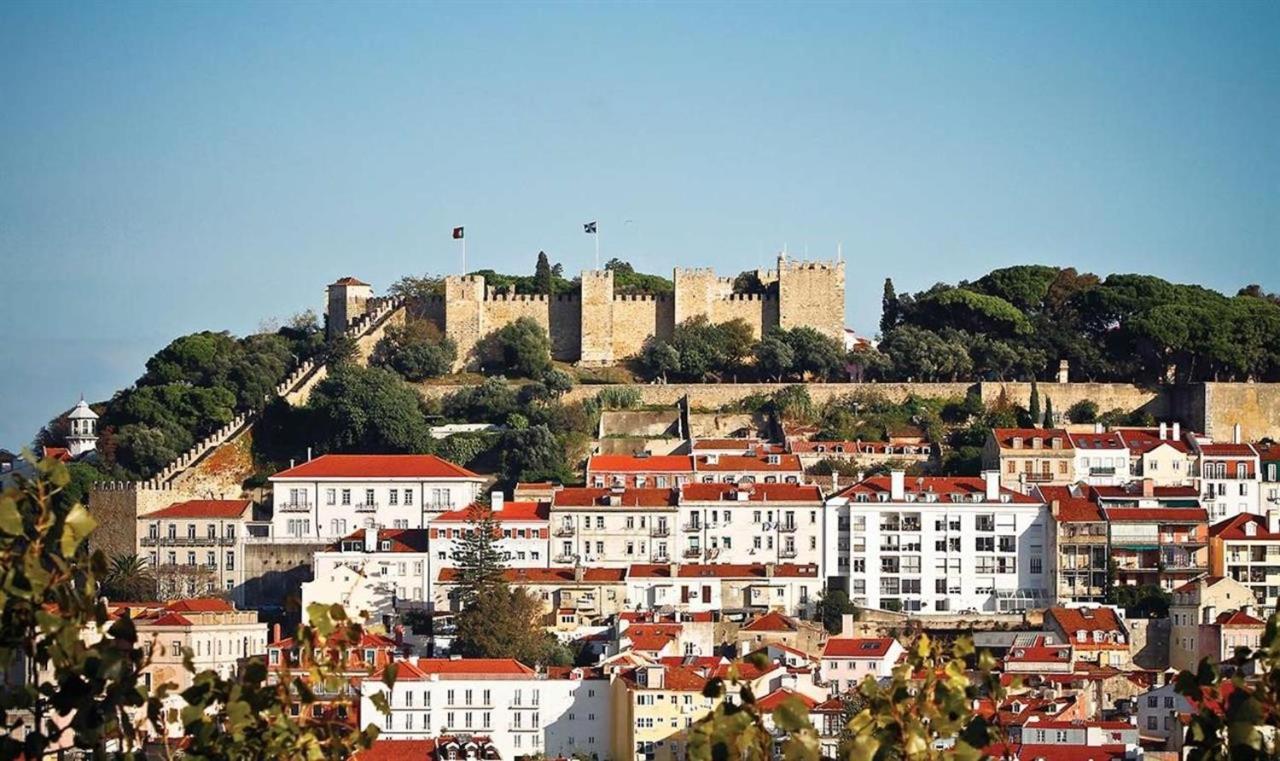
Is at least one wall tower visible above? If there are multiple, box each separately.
[326,277,375,340]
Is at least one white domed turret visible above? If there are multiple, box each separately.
[66,397,98,457]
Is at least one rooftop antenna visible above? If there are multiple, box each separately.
[837,242,843,262]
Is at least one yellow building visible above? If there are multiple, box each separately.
[612,663,719,761]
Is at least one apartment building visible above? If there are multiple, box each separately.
[267,454,485,542]
[692,453,805,484]
[1192,435,1261,521]
[676,483,824,569]
[302,527,430,625]
[611,663,721,761]
[1043,606,1131,669]
[360,658,613,761]
[428,493,551,568]
[1038,485,1109,605]
[625,563,822,618]
[1095,483,1208,591]
[786,439,933,472]
[1067,431,1131,486]
[1169,575,1258,672]
[1118,424,1195,486]
[586,455,694,489]
[137,499,252,604]
[983,428,1075,491]
[434,566,629,622]
[819,636,904,695]
[1260,442,1280,510]
[1208,512,1280,609]
[268,629,402,728]
[549,487,680,567]
[825,472,1051,614]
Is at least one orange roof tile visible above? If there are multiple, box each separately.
[145,499,252,520]
[822,637,897,659]
[991,428,1073,450]
[431,501,549,522]
[695,454,803,472]
[680,483,822,502]
[551,487,679,508]
[383,658,535,679]
[741,611,800,632]
[273,454,479,480]
[586,455,694,473]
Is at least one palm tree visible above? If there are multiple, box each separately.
[101,554,156,602]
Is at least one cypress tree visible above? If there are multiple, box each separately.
[450,500,508,606]
[535,251,554,296]
[1043,396,1055,427]
[1029,381,1041,428]
[879,278,899,337]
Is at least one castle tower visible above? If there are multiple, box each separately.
[776,255,846,342]
[578,270,616,365]
[66,397,98,457]
[326,277,374,340]
[444,274,486,370]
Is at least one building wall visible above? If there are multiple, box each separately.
[777,259,845,342]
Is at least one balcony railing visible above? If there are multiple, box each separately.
[1023,473,1055,483]
[778,523,798,533]
[779,548,798,559]
[1089,467,1117,476]
[653,554,670,563]
[353,503,378,513]
[682,523,702,533]
[277,502,312,513]
[683,548,703,559]
[650,526,670,538]
[554,526,575,537]
[142,536,237,547]
[553,553,577,564]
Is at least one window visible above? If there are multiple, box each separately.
[975,537,994,552]
[188,524,196,540]
[326,488,336,505]
[341,489,351,505]
[364,488,375,506]
[1030,557,1042,574]
[389,490,398,505]
[404,489,413,505]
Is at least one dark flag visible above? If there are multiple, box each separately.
[583,221,597,234]
[452,226,465,239]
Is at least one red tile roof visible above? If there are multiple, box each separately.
[331,276,370,286]
[1210,513,1280,541]
[1090,484,1200,499]
[430,501,549,522]
[1037,485,1105,522]
[272,454,479,480]
[838,476,1040,504]
[1045,607,1127,650]
[692,439,763,450]
[741,611,800,632]
[551,487,679,508]
[273,631,398,650]
[166,598,236,613]
[1217,610,1265,626]
[586,455,694,473]
[380,658,536,679]
[145,499,252,520]
[149,612,194,627]
[621,665,709,691]
[1118,428,1191,454]
[695,454,803,472]
[822,637,897,659]
[991,428,1073,450]
[989,746,1129,761]
[680,483,822,502]
[355,739,437,761]
[1102,507,1207,522]
[1198,443,1258,457]
[1068,432,1126,450]
[627,563,819,579]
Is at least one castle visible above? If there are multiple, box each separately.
[326,255,847,369]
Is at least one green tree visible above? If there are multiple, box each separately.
[441,376,518,422]
[535,251,554,296]
[488,317,553,378]
[1029,381,1041,427]
[753,334,795,381]
[1067,399,1099,423]
[880,278,899,337]
[815,588,859,634]
[306,365,433,454]
[498,425,571,484]
[453,584,563,666]
[370,321,457,381]
[1043,396,1054,427]
[450,502,508,606]
[640,340,681,382]
[101,554,156,601]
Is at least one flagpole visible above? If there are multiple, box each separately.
[462,235,467,274]
[594,228,600,270]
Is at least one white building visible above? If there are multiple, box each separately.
[1135,681,1190,744]
[1193,436,1261,521]
[624,562,822,617]
[267,454,485,542]
[676,483,825,569]
[65,398,98,457]
[1118,424,1196,486]
[303,527,430,625]
[820,635,905,695]
[138,499,252,605]
[825,472,1051,614]
[1067,430,1131,486]
[550,487,680,567]
[359,658,613,761]
[429,493,550,570]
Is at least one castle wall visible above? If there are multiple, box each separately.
[978,382,1171,423]
[549,295,583,361]
[610,295,671,359]
[777,259,845,342]
[673,269,732,327]
[711,294,777,339]
[445,276,486,369]
[1201,383,1280,442]
[579,271,616,364]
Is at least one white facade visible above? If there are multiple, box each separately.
[825,472,1051,614]
[1135,682,1190,743]
[1195,443,1261,522]
[267,454,484,542]
[429,494,551,570]
[303,528,431,624]
[819,637,905,695]
[65,398,98,457]
[1068,432,1131,486]
[359,660,613,760]
[624,565,822,617]
[677,483,825,571]
[549,488,680,567]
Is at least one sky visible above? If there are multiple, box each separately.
[1,1,1278,449]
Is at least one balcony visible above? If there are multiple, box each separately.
[143,536,228,547]
[1023,473,1055,483]
[682,523,703,533]
[353,503,378,513]
[778,523,798,533]
[1089,467,1117,476]
[650,526,670,538]
[277,502,312,513]
[683,548,703,559]
[554,526,575,537]
[779,547,798,559]
[553,553,577,564]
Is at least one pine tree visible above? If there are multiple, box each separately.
[535,251,553,296]
[879,278,899,337]
[1043,396,1054,427]
[1029,381,1041,428]
[450,501,508,606]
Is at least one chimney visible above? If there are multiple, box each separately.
[394,623,405,646]
[1173,422,1181,441]
[1095,422,1103,434]
[575,565,585,582]
[1050,499,1061,519]
[490,490,504,513]
[273,622,282,643]
[1141,479,1154,498]
[365,526,378,553]
[1159,423,1167,441]
[984,471,1000,501]
[889,471,905,501]
[841,613,855,638]
[765,563,776,578]
[1234,423,1242,445]
[306,446,313,462]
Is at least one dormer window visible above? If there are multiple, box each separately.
[1032,437,1042,449]
[1012,437,1023,449]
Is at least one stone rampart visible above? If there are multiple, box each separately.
[1201,383,1280,441]
[979,382,1170,421]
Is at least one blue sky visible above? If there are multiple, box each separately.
[1,1,1277,449]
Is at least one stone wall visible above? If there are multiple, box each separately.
[87,484,207,560]
[1201,383,1280,441]
[711,294,777,339]
[979,382,1170,421]
[777,258,845,342]
[578,271,616,365]
[611,295,670,360]
[243,542,323,612]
